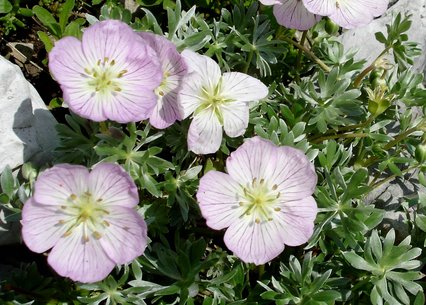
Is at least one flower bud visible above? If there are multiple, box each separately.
[415,144,426,164]
[325,18,339,35]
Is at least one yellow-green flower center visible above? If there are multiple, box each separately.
[85,57,127,95]
[59,192,109,242]
[239,178,281,224]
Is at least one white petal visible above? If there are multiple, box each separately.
[273,0,321,30]
[224,219,285,265]
[221,72,268,103]
[260,0,281,5]
[48,226,115,283]
[303,0,336,16]
[187,108,223,154]
[221,102,249,138]
[197,171,243,230]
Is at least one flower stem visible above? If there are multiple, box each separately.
[362,126,419,167]
[311,132,369,144]
[353,47,390,88]
[369,165,419,190]
[295,31,308,82]
[282,36,331,73]
[243,50,254,74]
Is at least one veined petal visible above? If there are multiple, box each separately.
[150,91,184,129]
[100,206,147,264]
[269,146,317,200]
[181,50,221,93]
[188,108,223,154]
[21,199,70,253]
[226,137,279,185]
[197,171,242,230]
[82,20,140,66]
[48,36,90,89]
[34,164,89,206]
[303,0,336,16]
[221,72,268,103]
[224,218,285,265]
[273,0,321,31]
[221,102,249,138]
[88,163,139,208]
[48,227,115,283]
[275,196,317,246]
[259,0,281,5]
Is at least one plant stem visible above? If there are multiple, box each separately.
[282,37,331,73]
[353,47,390,88]
[370,165,419,190]
[308,116,375,142]
[311,132,369,144]
[243,50,254,74]
[295,31,308,82]
[362,126,419,167]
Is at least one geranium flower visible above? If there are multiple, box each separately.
[49,20,163,123]
[179,50,268,154]
[303,0,389,29]
[21,163,148,283]
[139,32,187,129]
[197,137,317,265]
[260,0,321,30]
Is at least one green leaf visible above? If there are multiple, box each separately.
[59,0,75,32]
[33,5,61,37]
[0,166,15,198]
[37,31,54,52]
[0,0,13,14]
[414,291,425,305]
[415,214,426,232]
[343,251,374,271]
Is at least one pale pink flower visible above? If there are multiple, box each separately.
[21,163,147,283]
[197,137,317,265]
[260,0,321,30]
[139,32,188,129]
[49,20,163,123]
[303,0,389,29]
[179,50,268,154]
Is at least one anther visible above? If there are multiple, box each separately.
[272,184,278,190]
[276,192,281,199]
[268,217,273,221]
[118,70,128,78]
[252,177,257,186]
[255,218,260,224]
[70,194,77,200]
[97,198,103,202]
[239,202,244,206]
[97,59,101,66]
[274,207,281,211]
[260,178,265,184]
[103,220,110,227]
[58,220,65,224]
[110,59,116,66]
[93,231,102,239]
[62,230,72,237]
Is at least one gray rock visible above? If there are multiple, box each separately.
[0,56,58,173]
[339,0,426,74]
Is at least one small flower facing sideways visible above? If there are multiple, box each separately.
[49,20,163,123]
[21,163,148,283]
[303,0,389,29]
[139,32,188,129]
[260,0,321,31]
[197,137,317,265]
[179,50,269,154]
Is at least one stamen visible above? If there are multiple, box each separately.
[252,177,257,186]
[70,194,77,200]
[259,178,265,184]
[239,202,244,206]
[93,231,102,239]
[103,220,110,227]
[255,218,261,224]
[274,207,281,212]
[110,59,116,66]
[272,184,278,190]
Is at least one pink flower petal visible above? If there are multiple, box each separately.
[197,171,242,230]
[100,206,147,264]
[224,219,285,265]
[260,0,281,5]
[273,0,321,30]
[48,227,115,283]
[226,137,279,185]
[303,0,336,16]
[34,164,89,206]
[21,199,70,253]
[275,196,317,246]
[88,163,139,208]
[187,108,223,154]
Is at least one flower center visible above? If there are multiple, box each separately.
[239,178,281,224]
[195,77,233,123]
[85,57,127,95]
[59,192,110,242]
[155,71,171,97]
